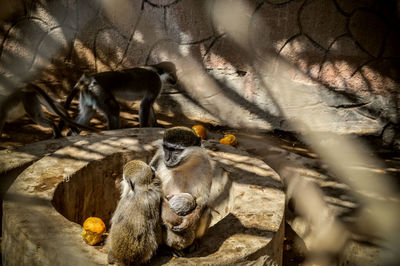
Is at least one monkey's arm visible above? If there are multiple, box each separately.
[161,199,182,228]
[106,233,116,264]
[171,195,207,232]
[149,148,162,169]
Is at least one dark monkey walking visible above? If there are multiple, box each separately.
[60,61,177,134]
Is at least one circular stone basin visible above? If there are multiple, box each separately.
[2,129,285,265]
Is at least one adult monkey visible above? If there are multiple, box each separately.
[59,61,177,134]
[150,126,213,253]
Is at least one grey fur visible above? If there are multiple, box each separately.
[150,127,213,251]
[107,160,162,265]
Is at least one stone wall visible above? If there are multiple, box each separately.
[0,0,399,138]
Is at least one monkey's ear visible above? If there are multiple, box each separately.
[167,73,177,85]
[128,179,135,191]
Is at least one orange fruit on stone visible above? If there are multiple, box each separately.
[192,125,206,140]
[219,134,238,146]
[82,217,106,245]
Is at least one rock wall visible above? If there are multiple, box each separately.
[0,0,399,138]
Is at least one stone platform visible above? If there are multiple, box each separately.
[2,128,285,265]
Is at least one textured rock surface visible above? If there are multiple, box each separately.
[2,128,285,265]
[0,0,398,137]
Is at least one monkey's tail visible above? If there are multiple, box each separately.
[64,87,79,109]
[29,84,99,133]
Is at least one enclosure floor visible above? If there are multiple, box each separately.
[0,109,399,266]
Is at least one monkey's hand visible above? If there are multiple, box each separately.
[107,251,115,264]
[161,199,182,228]
[171,207,201,232]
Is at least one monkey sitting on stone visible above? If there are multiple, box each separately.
[59,61,177,135]
[0,83,96,138]
[150,126,213,252]
[107,160,162,265]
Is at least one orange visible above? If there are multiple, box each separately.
[192,125,206,140]
[81,217,106,245]
[219,134,238,146]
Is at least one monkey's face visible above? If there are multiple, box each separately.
[74,74,91,90]
[162,126,201,168]
[162,142,185,168]
[87,78,103,95]
[157,61,177,85]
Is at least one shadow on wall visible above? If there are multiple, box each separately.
[0,0,142,96]
[139,0,399,139]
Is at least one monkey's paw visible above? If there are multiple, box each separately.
[171,225,185,232]
[171,218,190,232]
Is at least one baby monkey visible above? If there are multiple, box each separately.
[168,193,196,216]
[162,193,197,228]
[107,160,162,266]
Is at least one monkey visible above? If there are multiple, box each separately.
[107,160,162,266]
[150,126,213,252]
[167,193,196,216]
[59,61,177,134]
[0,84,97,138]
[162,193,197,230]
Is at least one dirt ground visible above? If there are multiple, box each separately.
[0,103,156,150]
[0,101,232,149]
[0,103,399,266]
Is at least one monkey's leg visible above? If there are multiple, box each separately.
[22,92,62,138]
[139,98,155,127]
[148,105,159,127]
[0,108,7,137]
[172,248,185,258]
[97,97,120,130]
[195,207,211,239]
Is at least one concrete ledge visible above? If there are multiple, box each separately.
[2,128,285,265]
